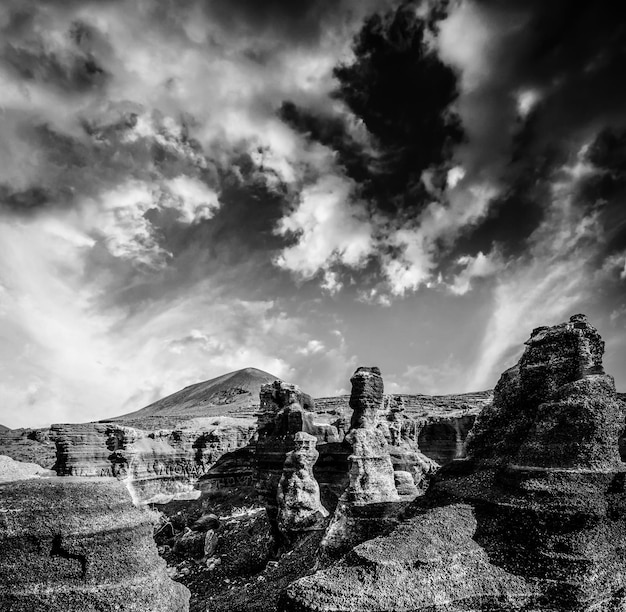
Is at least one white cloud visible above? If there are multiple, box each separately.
[89,181,172,270]
[601,251,626,281]
[274,174,375,281]
[447,250,503,296]
[515,88,541,118]
[164,175,220,223]
[381,180,500,296]
[0,211,355,427]
[468,147,602,390]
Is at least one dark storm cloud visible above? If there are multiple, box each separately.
[582,128,626,259]
[279,1,463,218]
[439,0,626,263]
[0,111,217,215]
[0,11,112,94]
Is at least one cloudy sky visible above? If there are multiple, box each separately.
[0,0,625,428]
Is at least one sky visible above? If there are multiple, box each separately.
[0,0,625,428]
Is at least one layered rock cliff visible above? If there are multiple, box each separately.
[283,314,626,612]
[50,418,255,503]
[0,473,190,611]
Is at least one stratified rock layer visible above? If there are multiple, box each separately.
[50,418,255,503]
[283,315,626,612]
[0,477,189,611]
[349,366,384,429]
[277,431,329,539]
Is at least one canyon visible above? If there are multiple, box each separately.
[0,369,489,505]
[2,315,626,612]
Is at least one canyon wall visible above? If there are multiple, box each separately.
[50,418,255,503]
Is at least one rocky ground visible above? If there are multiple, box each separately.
[152,484,322,612]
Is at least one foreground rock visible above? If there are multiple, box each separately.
[283,315,626,611]
[0,476,189,611]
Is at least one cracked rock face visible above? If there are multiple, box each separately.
[283,315,626,612]
[277,432,329,539]
[0,477,189,612]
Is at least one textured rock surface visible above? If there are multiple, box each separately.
[283,315,626,612]
[0,427,57,468]
[277,432,329,539]
[0,477,189,611]
[393,470,418,496]
[255,380,342,526]
[50,418,255,503]
[349,366,385,429]
[315,392,489,467]
[321,367,404,557]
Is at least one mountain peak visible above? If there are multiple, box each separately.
[111,367,283,424]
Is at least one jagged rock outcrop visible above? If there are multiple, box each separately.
[277,431,329,540]
[0,476,189,611]
[283,315,626,612]
[321,367,409,557]
[255,380,343,529]
[50,419,255,503]
[348,367,384,429]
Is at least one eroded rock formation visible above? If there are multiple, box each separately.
[277,431,329,540]
[283,315,626,612]
[255,380,342,527]
[321,367,409,557]
[50,419,255,503]
[0,476,189,611]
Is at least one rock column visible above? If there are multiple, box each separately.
[321,367,403,556]
[277,431,329,541]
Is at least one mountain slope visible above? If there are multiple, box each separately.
[0,424,10,432]
[111,367,281,425]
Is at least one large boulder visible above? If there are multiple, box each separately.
[0,477,189,611]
